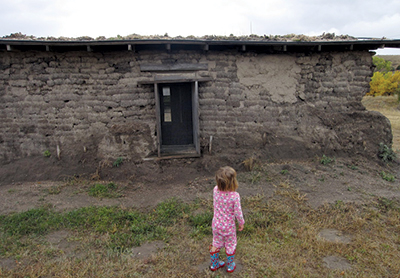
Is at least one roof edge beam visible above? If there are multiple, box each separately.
[140,63,208,72]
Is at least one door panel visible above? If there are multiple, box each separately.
[159,83,193,145]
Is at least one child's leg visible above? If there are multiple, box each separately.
[210,231,225,271]
[224,232,237,255]
[226,249,236,273]
[225,233,237,273]
[209,245,225,271]
[212,230,224,250]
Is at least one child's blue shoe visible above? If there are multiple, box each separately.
[209,245,225,271]
[226,250,236,273]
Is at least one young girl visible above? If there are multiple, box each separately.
[209,166,245,273]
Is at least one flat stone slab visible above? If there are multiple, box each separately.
[323,255,352,270]
[318,228,352,244]
[0,258,17,271]
[131,241,165,260]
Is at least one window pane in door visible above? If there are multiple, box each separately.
[162,87,172,122]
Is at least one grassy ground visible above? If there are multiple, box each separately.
[362,95,400,152]
[0,185,399,277]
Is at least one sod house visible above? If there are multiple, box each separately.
[1,34,400,176]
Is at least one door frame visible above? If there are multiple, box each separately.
[154,81,200,158]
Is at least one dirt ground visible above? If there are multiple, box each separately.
[1,154,399,275]
[1,155,399,215]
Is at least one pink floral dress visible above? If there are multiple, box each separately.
[212,186,245,254]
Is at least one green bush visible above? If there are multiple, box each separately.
[320,155,334,165]
[378,143,397,163]
[380,171,395,182]
[113,157,123,167]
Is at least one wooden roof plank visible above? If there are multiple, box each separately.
[140,63,208,72]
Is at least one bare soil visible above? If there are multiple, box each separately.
[1,155,399,216]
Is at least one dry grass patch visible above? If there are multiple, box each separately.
[362,95,400,152]
[1,190,400,277]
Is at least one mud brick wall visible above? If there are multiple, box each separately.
[200,51,392,160]
[0,51,156,163]
[0,49,392,166]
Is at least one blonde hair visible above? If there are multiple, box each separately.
[215,166,238,192]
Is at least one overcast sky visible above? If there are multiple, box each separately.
[1,0,400,54]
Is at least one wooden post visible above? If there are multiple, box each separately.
[209,136,213,154]
[192,81,200,155]
[154,83,162,157]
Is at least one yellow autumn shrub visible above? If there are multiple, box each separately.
[368,71,400,97]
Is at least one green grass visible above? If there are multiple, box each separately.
[43,150,51,157]
[380,171,396,182]
[320,154,334,165]
[0,207,62,237]
[1,192,400,277]
[113,157,123,167]
[188,210,213,238]
[0,198,191,256]
[88,182,122,198]
[378,142,397,163]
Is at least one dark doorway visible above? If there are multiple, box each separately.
[159,83,193,146]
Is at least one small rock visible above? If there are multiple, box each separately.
[323,256,352,270]
[318,228,352,244]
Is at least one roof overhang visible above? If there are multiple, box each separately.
[1,38,399,53]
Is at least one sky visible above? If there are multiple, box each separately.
[1,0,400,55]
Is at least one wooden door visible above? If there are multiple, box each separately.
[159,83,193,145]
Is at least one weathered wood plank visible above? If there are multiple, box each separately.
[137,77,212,85]
[140,63,208,72]
[143,153,201,161]
[154,83,161,157]
[192,81,200,155]
[154,73,196,81]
